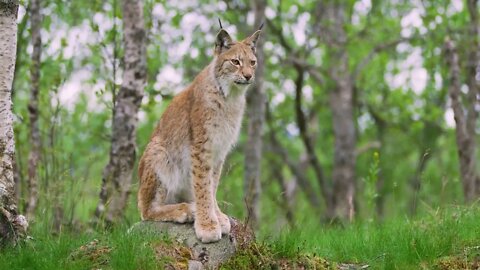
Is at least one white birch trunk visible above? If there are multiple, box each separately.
[95,0,146,225]
[0,0,28,245]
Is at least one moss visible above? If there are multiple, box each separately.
[68,239,112,268]
[152,241,193,270]
[434,245,480,270]
[220,242,336,270]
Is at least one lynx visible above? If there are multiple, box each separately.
[138,26,262,243]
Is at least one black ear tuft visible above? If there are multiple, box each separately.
[258,21,264,30]
[215,29,233,55]
[218,18,223,29]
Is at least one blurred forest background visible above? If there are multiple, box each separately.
[2,0,479,240]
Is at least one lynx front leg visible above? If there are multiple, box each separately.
[191,135,221,243]
[213,162,231,235]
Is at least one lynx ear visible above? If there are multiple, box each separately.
[215,29,233,55]
[244,29,262,53]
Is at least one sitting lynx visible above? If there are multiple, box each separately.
[138,26,262,243]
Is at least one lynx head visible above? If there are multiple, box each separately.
[212,27,262,93]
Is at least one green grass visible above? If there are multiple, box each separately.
[1,206,479,269]
[265,205,480,269]
[0,227,160,270]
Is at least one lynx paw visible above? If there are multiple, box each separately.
[216,211,231,235]
[173,210,194,223]
[194,218,222,243]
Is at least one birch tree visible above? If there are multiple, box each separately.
[0,0,28,245]
[465,0,480,199]
[244,0,266,229]
[25,0,42,219]
[442,0,479,203]
[314,2,356,221]
[445,37,479,202]
[95,0,146,225]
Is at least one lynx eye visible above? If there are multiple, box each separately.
[231,59,240,66]
[250,60,256,66]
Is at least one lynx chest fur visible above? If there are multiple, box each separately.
[205,88,246,164]
[138,25,262,243]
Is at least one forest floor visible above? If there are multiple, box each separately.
[0,205,479,269]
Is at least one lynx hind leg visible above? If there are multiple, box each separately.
[138,160,194,223]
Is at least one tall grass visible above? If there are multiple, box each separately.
[267,205,480,269]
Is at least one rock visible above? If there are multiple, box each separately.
[129,217,254,269]
[188,260,204,270]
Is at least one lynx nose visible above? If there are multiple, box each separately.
[244,74,252,81]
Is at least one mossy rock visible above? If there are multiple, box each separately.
[129,217,254,269]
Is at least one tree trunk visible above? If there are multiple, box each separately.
[95,0,146,225]
[312,1,357,221]
[466,0,480,198]
[445,39,478,202]
[0,0,28,246]
[25,0,42,220]
[330,78,356,222]
[12,157,20,204]
[326,3,356,221]
[243,0,266,229]
[11,6,29,207]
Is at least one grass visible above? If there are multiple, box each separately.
[0,206,479,269]
[265,205,480,269]
[0,227,161,270]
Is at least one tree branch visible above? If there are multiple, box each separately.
[293,65,332,207]
[355,141,381,156]
[265,102,322,210]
